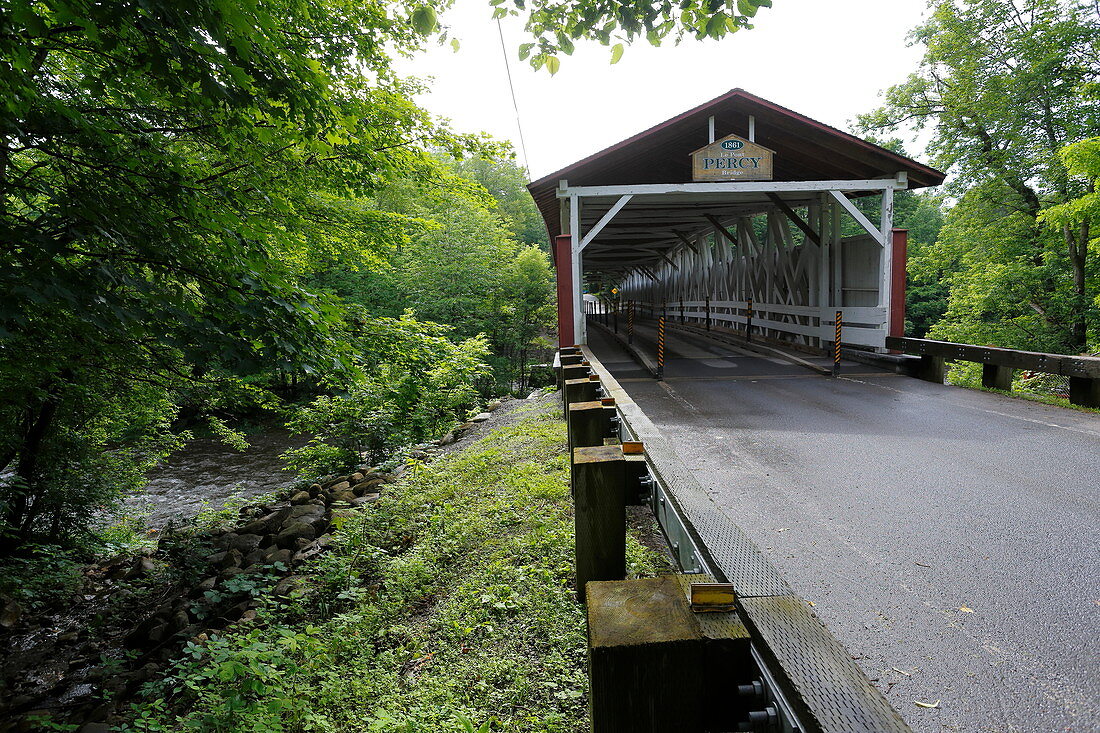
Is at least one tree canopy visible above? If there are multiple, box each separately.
[860,0,1100,353]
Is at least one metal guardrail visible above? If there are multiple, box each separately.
[568,343,912,733]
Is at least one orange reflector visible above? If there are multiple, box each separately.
[690,583,736,612]
[621,441,644,455]
[601,397,616,406]
[588,374,600,381]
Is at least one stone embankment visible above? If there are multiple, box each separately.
[0,402,509,733]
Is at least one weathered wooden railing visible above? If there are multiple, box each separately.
[885,336,1100,408]
[557,345,911,733]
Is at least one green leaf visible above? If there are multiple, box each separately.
[451,38,461,52]
[411,5,438,35]
[519,42,535,60]
[546,55,561,75]
[610,43,624,64]
[737,0,758,17]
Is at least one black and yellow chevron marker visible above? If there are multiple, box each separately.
[833,310,842,377]
[746,298,754,342]
[657,315,666,380]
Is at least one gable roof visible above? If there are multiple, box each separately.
[527,88,945,239]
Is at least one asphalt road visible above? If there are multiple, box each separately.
[587,321,1100,733]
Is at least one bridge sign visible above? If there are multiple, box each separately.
[691,133,774,182]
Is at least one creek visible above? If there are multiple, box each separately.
[123,429,308,529]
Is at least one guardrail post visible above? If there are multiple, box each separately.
[569,398,616,448]
[587,577,705,733]
[915,355,946,383]
[679,298,685,324]
[705,295,711,331]
[1069,376,1100,408]
[982,364,1013,391]
[573,445,627,600]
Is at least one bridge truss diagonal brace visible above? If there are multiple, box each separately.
[828,190,884,246]
[578,194,633,252]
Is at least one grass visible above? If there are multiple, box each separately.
[119,395,665,732]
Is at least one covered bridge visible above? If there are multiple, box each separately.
[527,88,945,351]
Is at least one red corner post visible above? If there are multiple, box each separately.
[890,228,908,339]
[554,234,575,347]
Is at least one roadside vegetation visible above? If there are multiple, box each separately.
[117,398,663,732]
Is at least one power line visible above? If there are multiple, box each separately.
[496,18,531,175]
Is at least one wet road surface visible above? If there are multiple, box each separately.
[588,322,1100,733]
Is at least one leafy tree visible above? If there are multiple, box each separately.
[859,0,1100,351]
[455,155,549,249]
[283,313,490,475]
[497,0,774,70]
[0,0,479,545]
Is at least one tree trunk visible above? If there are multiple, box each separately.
[1065,221,1090,352]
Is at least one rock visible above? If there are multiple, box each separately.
[263,548,292,566]
[223,601,252,621]
[239,609,258,623]
[527,389,542,400]
[79,724,111,733]
[170,608,190,633]
[229,534,263,554]
[238,507,292,536]
[438,431,456,445]
[242,549,265,567]
[289,491,311,505]
[308,483,323,497]
[350,472,365,482]
[471,412,491,422]
[391,464,407,478]
[124,556,156,579]
[212,533,237,550]
[0,598,22,629]
[274,575,304,597]
[288,504,328,530]
[352,494,380,507]
[332,490,356,504]
[197,577,217,592]
[218,549,243,570]
[327,480,351,493]
[275,521,317,549]
[486,399,503,411]
[409,450,429,460]
[351,478,385,496]
[205,550,228,565]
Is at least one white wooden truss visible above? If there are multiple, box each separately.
[561,177,904,349]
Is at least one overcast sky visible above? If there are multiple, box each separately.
[397,0,933,180]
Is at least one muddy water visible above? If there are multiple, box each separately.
[123,430,308,528]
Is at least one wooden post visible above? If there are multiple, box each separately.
[890,228,908,341]
[587,577,705,733]
[746,299,753,342]
[568,400,615,448]
[1069,376,1100,408]
[554,235,575,348]
[914,355,946,383]
[573,445,627,599]
[982,364,1013,391]
[564,377,599,409]
[705,295,711,331]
